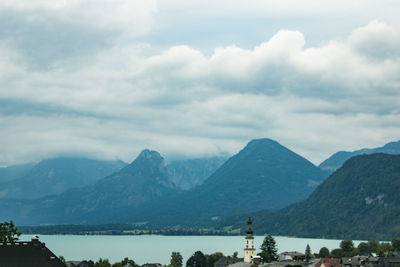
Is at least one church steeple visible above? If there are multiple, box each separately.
[246,217,253,236]
[244,217,256,263]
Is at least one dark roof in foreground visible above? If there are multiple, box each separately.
[215,257,243,267]
[0,239,66,267]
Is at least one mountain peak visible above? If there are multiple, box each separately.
[121,149,166,175]
[239,138,287,157]
[137,149,163,161]
[248,138,277,145]
[246,138,281,149]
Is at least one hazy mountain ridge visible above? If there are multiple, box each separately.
[319,140,400,171]
[220,153,400,240]
[0,163,35,183]
[0,138,329,226]
[0,157,127,199]
[166,157,228,190]
[0,150,180,225]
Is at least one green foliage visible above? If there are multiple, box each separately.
[392,237,400,251]
[330,248,344,258]
[206,252,224,267]
[112,258,137,267]
[357,242,370,255]
[319,247,330,258]
[171,252,183,267]
[232,252,238,258]
[305,244,312,262]
[59,256,66,264]
[378,242,393,257]
[328,239,395,259]
[340,239,355,252]
[94,258,111,267]
[330,239,359,257]
[258,235,278,263]
[0,220,21,242]
[368,240,380,253]
[186,251,207,267]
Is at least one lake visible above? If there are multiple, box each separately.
[20,235,361,264]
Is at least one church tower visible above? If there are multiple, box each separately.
[244,217,256,263]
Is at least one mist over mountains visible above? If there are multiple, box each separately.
[1,138,400,239]
[0,138,328,226]
[0,158,127,199]
[166,157,228,190]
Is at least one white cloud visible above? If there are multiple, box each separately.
[1,19,400,165]
[0,0,157,35]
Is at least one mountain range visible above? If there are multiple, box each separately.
[0,156,227,199]
[319,140,400,171]
[0,158,127,199]
[155,138,327,225]
[219,153,400,240]
[0,138,329,226]
[1,138,400,240]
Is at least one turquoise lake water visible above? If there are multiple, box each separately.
[20,235,361,264]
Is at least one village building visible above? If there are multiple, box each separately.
[278,252,306,262]
[315,258,341,267]
[215,257,243,267]
[0,236,66,267]
[141,263,162,267]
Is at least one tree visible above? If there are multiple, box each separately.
[171,252,183,267]
[232,252,238,258]
[94,258,111,267]
[0,220,21,242]
[330,249,344,258]
[258,235,278,263]
[305,244,312,262]
[59,256,66,264]
[319,247,330,258]
[186,251,207,267]
[392,238,400,252]
[378,242,393,256]
[206,252,224,267]
[357,242,370,255]
[340,239,355,252]
[368,240,380,254]
[112,257,137,267]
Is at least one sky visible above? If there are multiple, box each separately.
[1,0,400,166]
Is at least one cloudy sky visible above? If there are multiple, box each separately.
[1,0,400,166]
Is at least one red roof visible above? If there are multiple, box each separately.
[315,258,341,267]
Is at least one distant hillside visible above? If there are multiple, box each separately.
[0,158,126,199]
[319,140,400,171]
[0,150,179,225]
[166,157,227,190]
[220,153,400,240]
[0,163,35,183]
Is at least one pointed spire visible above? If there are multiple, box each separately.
[246,217,253,236]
